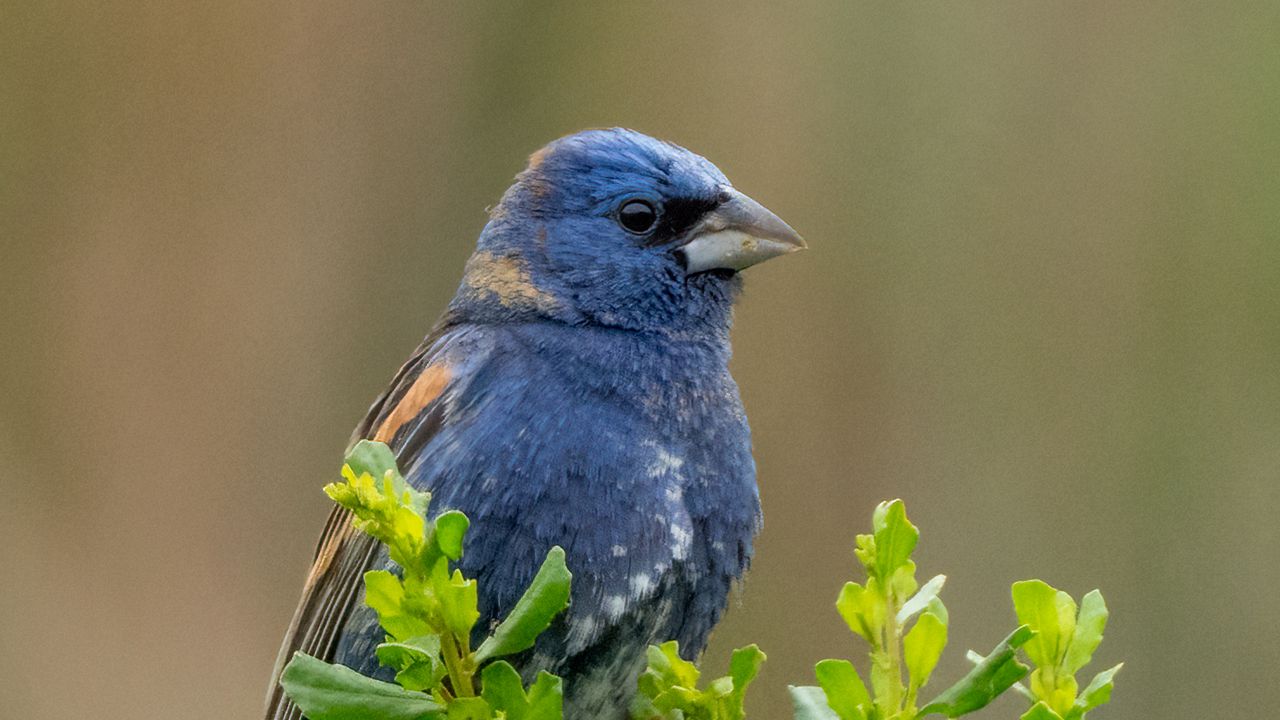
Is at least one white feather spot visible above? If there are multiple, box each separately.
[611,544,627,557]
[630,572,654,595]
[603,594,627,619]
[566,614,597,653]
[671,524,692,561]
[647,446,685,478]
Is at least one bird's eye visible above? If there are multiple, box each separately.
[617,199,658,234]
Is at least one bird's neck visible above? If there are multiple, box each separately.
[482,320,736,403]
[444,224,742,336]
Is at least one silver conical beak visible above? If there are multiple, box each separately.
[679,189,806,273]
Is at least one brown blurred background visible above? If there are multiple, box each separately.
[3,2,1277,718]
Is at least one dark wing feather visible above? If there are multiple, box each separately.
[263,325,454,720]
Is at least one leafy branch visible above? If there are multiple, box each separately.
[630,641,767,720]
[790,500,1035,720]
[274,446,1120,720]
[1006,580,1121,720]
[787,500,1124,720]
[279,440,572,720]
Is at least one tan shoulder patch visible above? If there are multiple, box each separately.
[527,145,551,170]
[462,250,560,314]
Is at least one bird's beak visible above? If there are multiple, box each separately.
[679,189,806,273]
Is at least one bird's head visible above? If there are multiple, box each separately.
[450,128,804,336]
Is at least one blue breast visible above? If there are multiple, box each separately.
[336,321,760,716]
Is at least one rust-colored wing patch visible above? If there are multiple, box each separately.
[266,339,459,720]
[373,363,450,443]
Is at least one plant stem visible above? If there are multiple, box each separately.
[883,595,904,717]
[440,632,474,698]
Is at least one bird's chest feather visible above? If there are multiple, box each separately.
[405,325,759,640]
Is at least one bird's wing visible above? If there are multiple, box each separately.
[263,324,464,720]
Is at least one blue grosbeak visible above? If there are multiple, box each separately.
[265,129,804,719]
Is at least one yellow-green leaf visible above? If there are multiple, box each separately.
[871,500,919,581]
[1064,663,1122,720]
[904,611,947,691]
[1021,701,1065,720]
[363,570,431,640]
[836,581,883,645]
[1064,590,1108,675]
[1012,580,1073,669]
[815,659,870,720]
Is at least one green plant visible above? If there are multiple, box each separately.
[277,448,1120,720]
[279,440,573,720]
[1006,581,1121,720]
[630,641,766,720]
[791,500,1035,720]
[789,501,1122,720]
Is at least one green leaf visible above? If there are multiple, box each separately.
[1063,590,1108,674]
[836,581,883,644]
[363,570,431,640]
[965,653,1034,703]
[1063,663,1122,720]
[473,547,572,664]
[926,597,949,627]
[814,659,870,720]
[280,652,444,720]
[446,696,493,719]
[376,635,445,692]
[708,676,734,698]
[1028,670,1076,718]
[853,534,876,574]
[898,574,947,624]
[345,440,401,483]
[728,644,767,717]
[479,662,565,720]
[904,611,948,690]
[919,625,1033,717]
[326,444,430,567]
[871,500,919,581]
[480,661,526,714]
[438,568,481,637]
[523,672,565,720]
[790,685,842,720]
[1012,581,1075,669]
[433,511,469,561]
[1021,702,1065,720]
[889,561,920,601]
[645,641,702,691]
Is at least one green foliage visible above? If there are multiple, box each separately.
[917,626,1034,717]
[473,548,572,665]
[279,440,573,720]
[278,448,1120,720]
[280,653,445,720]
[790,500,1037,720]
[1008,581,1122,720]
[630,641,767,720]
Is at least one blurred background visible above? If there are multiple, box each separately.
[3,2,1277,718]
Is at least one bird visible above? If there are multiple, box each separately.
[265,128,805,719]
